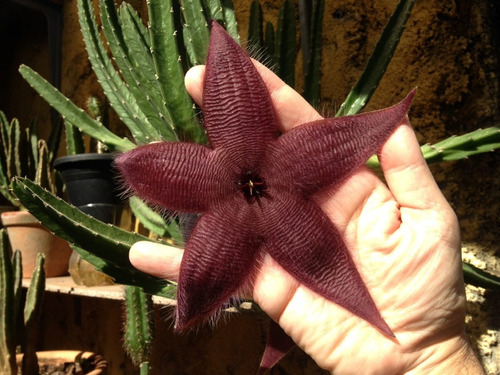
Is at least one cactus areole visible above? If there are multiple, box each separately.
[117,18,414,354]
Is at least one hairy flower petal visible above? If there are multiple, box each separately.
[116,142,232,212]
[261,192,393,336]
[118,21,415,352]
[265,90,415,195]
[203,22,278,169]
[176,195,262,330]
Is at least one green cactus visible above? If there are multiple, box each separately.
[123,285,155,375]
[301,0,324,106]
[0,230,17,375]
[248,1,264,52]
[0,230,47,374]
[12,0,500,320]
[22,253,46,375]
[0,111,58,207]
[275,0,297,89]
[129,196,184,243]
[336,0,415,116]
[11,177,176,299]
[366,126,500,169]
[181,0,211,66]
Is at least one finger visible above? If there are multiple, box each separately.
[129,241,183,281]
[184,61,322,133]
[378,118,449,210]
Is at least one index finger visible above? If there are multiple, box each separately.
[184,61,323,132]
[378,118,450,211]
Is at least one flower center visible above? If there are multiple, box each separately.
[238,171,267,203]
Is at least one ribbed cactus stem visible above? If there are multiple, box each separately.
[86,96,103,121]
[140,362,151,375]
[248,1,264,51]
[22,253,46,375]
[11,250,23,330]
[275,0,297,88]
[64,120,85,155]
[35,140,56,195]
[421,126,500,163]
[0,229,16,375]
[302,0,324,106]
[124,285,155,373]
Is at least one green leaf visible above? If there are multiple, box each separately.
[336,0,414,116]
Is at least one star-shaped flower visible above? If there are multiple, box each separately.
[116,22,414,336]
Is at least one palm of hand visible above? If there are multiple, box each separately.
[253,124,466,374]
[130,63,469,375]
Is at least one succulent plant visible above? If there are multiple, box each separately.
[0,111,59,208]
[0,229,46,375]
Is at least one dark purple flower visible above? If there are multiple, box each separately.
[116,22,414,339]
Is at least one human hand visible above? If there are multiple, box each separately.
[129,62,484,374]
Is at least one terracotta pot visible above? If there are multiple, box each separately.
[16,350,107,374]
[0,210,72,278]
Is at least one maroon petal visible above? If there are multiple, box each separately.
[265,90,415,195]
[203,22,278,168]
[115,142,232,212]
[257,321,296,375]
[175,195,262,330]
[261,192,393,337]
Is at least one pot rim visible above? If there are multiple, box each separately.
[54,153,116,168]
[0,210,40,227]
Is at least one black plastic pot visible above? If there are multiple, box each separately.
[54,153,122,224]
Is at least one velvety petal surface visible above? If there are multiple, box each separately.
[115,142,232,212]
[176,194,262,330]
[264,90,415,195]
[203,22,278,169]
[261,191,393,336]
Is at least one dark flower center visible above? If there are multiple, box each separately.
[238,171,267,203]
